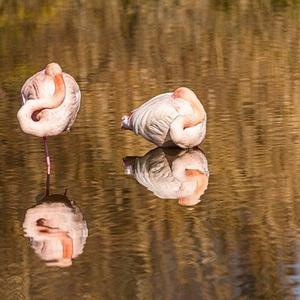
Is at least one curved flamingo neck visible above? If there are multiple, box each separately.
[17,72,67,137]
[51,73,66,109]
[189,100,205,125]
[181,99,205,128]
[172,88,206,128]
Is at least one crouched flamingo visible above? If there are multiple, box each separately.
[121,87,206,148]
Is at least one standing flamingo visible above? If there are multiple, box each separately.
[17,63,81,174]
[121,87,206,148]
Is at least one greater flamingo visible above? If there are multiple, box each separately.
[124,147,209,206]
[121,87,206,148]
[17,63,81,174]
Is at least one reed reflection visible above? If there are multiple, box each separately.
[23,175,88,267]
[124,148,209,206]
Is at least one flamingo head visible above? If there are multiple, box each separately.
[171,87,198,102]
[121,115,132,130]
[45,63,63,77]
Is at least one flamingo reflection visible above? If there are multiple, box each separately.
[124,148,209,206]
[23,175,88,267]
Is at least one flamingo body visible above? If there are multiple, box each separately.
[18,64,81,138]
[121,87,206,148]
[17,63,81,174]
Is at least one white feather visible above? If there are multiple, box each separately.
[122,91,206,148]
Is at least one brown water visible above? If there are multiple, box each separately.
[1,0,300,299]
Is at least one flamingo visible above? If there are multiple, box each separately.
[17,63,81,175]
[124,147,209,206]
[121,87,206,148]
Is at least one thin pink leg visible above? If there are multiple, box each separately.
[43,137,51,175]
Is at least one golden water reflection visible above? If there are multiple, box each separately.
[1,0,300,299]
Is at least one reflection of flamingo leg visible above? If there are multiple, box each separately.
[45,173,50,197]
[43,137,51,175]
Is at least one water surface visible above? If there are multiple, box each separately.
[1,1,300,299]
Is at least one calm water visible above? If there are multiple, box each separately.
[1,0,300,299]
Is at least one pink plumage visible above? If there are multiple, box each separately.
[121,87,206,148]
[17,63,81,174]
[18,63,80,137]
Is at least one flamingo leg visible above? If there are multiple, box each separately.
[43,137,51,175]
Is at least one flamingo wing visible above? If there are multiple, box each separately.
[130,93,179,146]
[21,71,47,103]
